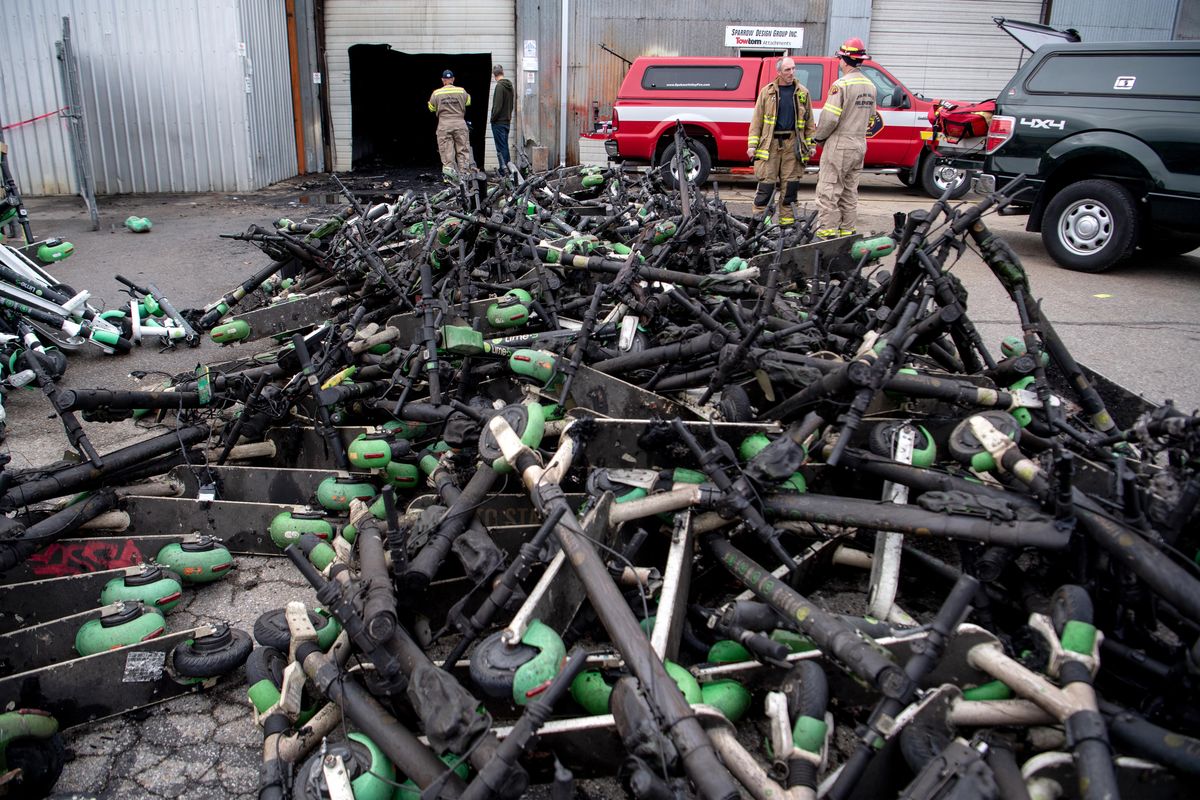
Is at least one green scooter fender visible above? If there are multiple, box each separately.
[486,288,533,329]
[0,709,60,774]
[699,679,751,722]
[156,538,235,584]
[35,238,74,264]
[315,476,377,512]
[268,510,334,549]
[75,604,167,656]
[99,565,184,613]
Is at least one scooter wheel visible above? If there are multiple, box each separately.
[469,630,538,700]
[718,384,754,422]
[172,623,253,678]
[4,733,67,797]
[1049,584,1094,635]
[252,607,341,651]
[293,733,394,800]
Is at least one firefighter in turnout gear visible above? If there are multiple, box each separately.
[746,57,815,229]
[428,69,473,180]
[813,39,877,238]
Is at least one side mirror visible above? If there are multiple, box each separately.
[889,88,910,109]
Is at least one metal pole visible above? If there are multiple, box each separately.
[558,0,569,167]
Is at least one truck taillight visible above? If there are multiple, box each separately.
[985,115,1014,154]
[611,108,619,128]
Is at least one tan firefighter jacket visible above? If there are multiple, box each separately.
[747,78,815,161]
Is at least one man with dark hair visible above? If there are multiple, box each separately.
[490,64,514,174]
[746,57,815,229]
[428,69,472,180]
[812,39,877,238]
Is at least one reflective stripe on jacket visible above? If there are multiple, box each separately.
[813,68,876,145]
[748,78,815,159]
[428,85,471,125]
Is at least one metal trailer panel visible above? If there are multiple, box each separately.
[238,0,299,189]
[1049,0,1180,43]
[0,0,296,195]
[868,0,1045,100]
[323,0,517,173]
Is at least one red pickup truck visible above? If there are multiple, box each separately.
[603,56,970,198]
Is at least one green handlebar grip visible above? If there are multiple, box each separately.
[850,235,896,262]
[1060,620,1098,655]
[961,679,1014,701]
[792,715,829,755]
[211,319,250,344]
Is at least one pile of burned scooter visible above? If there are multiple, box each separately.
[1,152,1198,800]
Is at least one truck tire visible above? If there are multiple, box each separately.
[1041,179,1139,273]
[919,154,970,200]
[660,139,711,188]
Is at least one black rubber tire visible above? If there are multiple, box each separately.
[718,384,754,422]
[1140,232,1200,258]
[1050,584,1094,635]
[253,607,335,650]
[173,627,253,678]
[919,153,970,200]
[244,645,287,688]
[4,733,67,798]
[1041,179,1139,273]
[660,139,712,188]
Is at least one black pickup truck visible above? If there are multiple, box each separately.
[943,39,1200,272]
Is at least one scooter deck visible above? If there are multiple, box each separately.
[0,626,222,731]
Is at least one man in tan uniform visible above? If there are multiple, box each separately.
[812,39,878,238]
[746,57,815,229]
[428,69,472,180]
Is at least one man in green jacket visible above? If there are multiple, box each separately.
[746,57,815,227]
[490,64,514,174]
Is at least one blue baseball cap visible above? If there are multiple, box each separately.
[441,69,454,79]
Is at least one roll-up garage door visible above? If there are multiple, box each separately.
[324,0,516,172]
[867,0,1044,101]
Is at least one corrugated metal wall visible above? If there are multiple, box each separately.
[323,0,516,172]
[0,0,296,196]
[1049,0,1179,42]
[869,0,1044,99]
[826,0,873,56]
[239,0,299,188]
[516,0,828,166]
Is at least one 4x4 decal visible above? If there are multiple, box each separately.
[1020,117,1066,130]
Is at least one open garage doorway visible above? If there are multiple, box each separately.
[349,45,491,171]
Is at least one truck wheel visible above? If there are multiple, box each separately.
[660,140,711,188]
[1041,179,1139,273]
[919,154,970,199]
